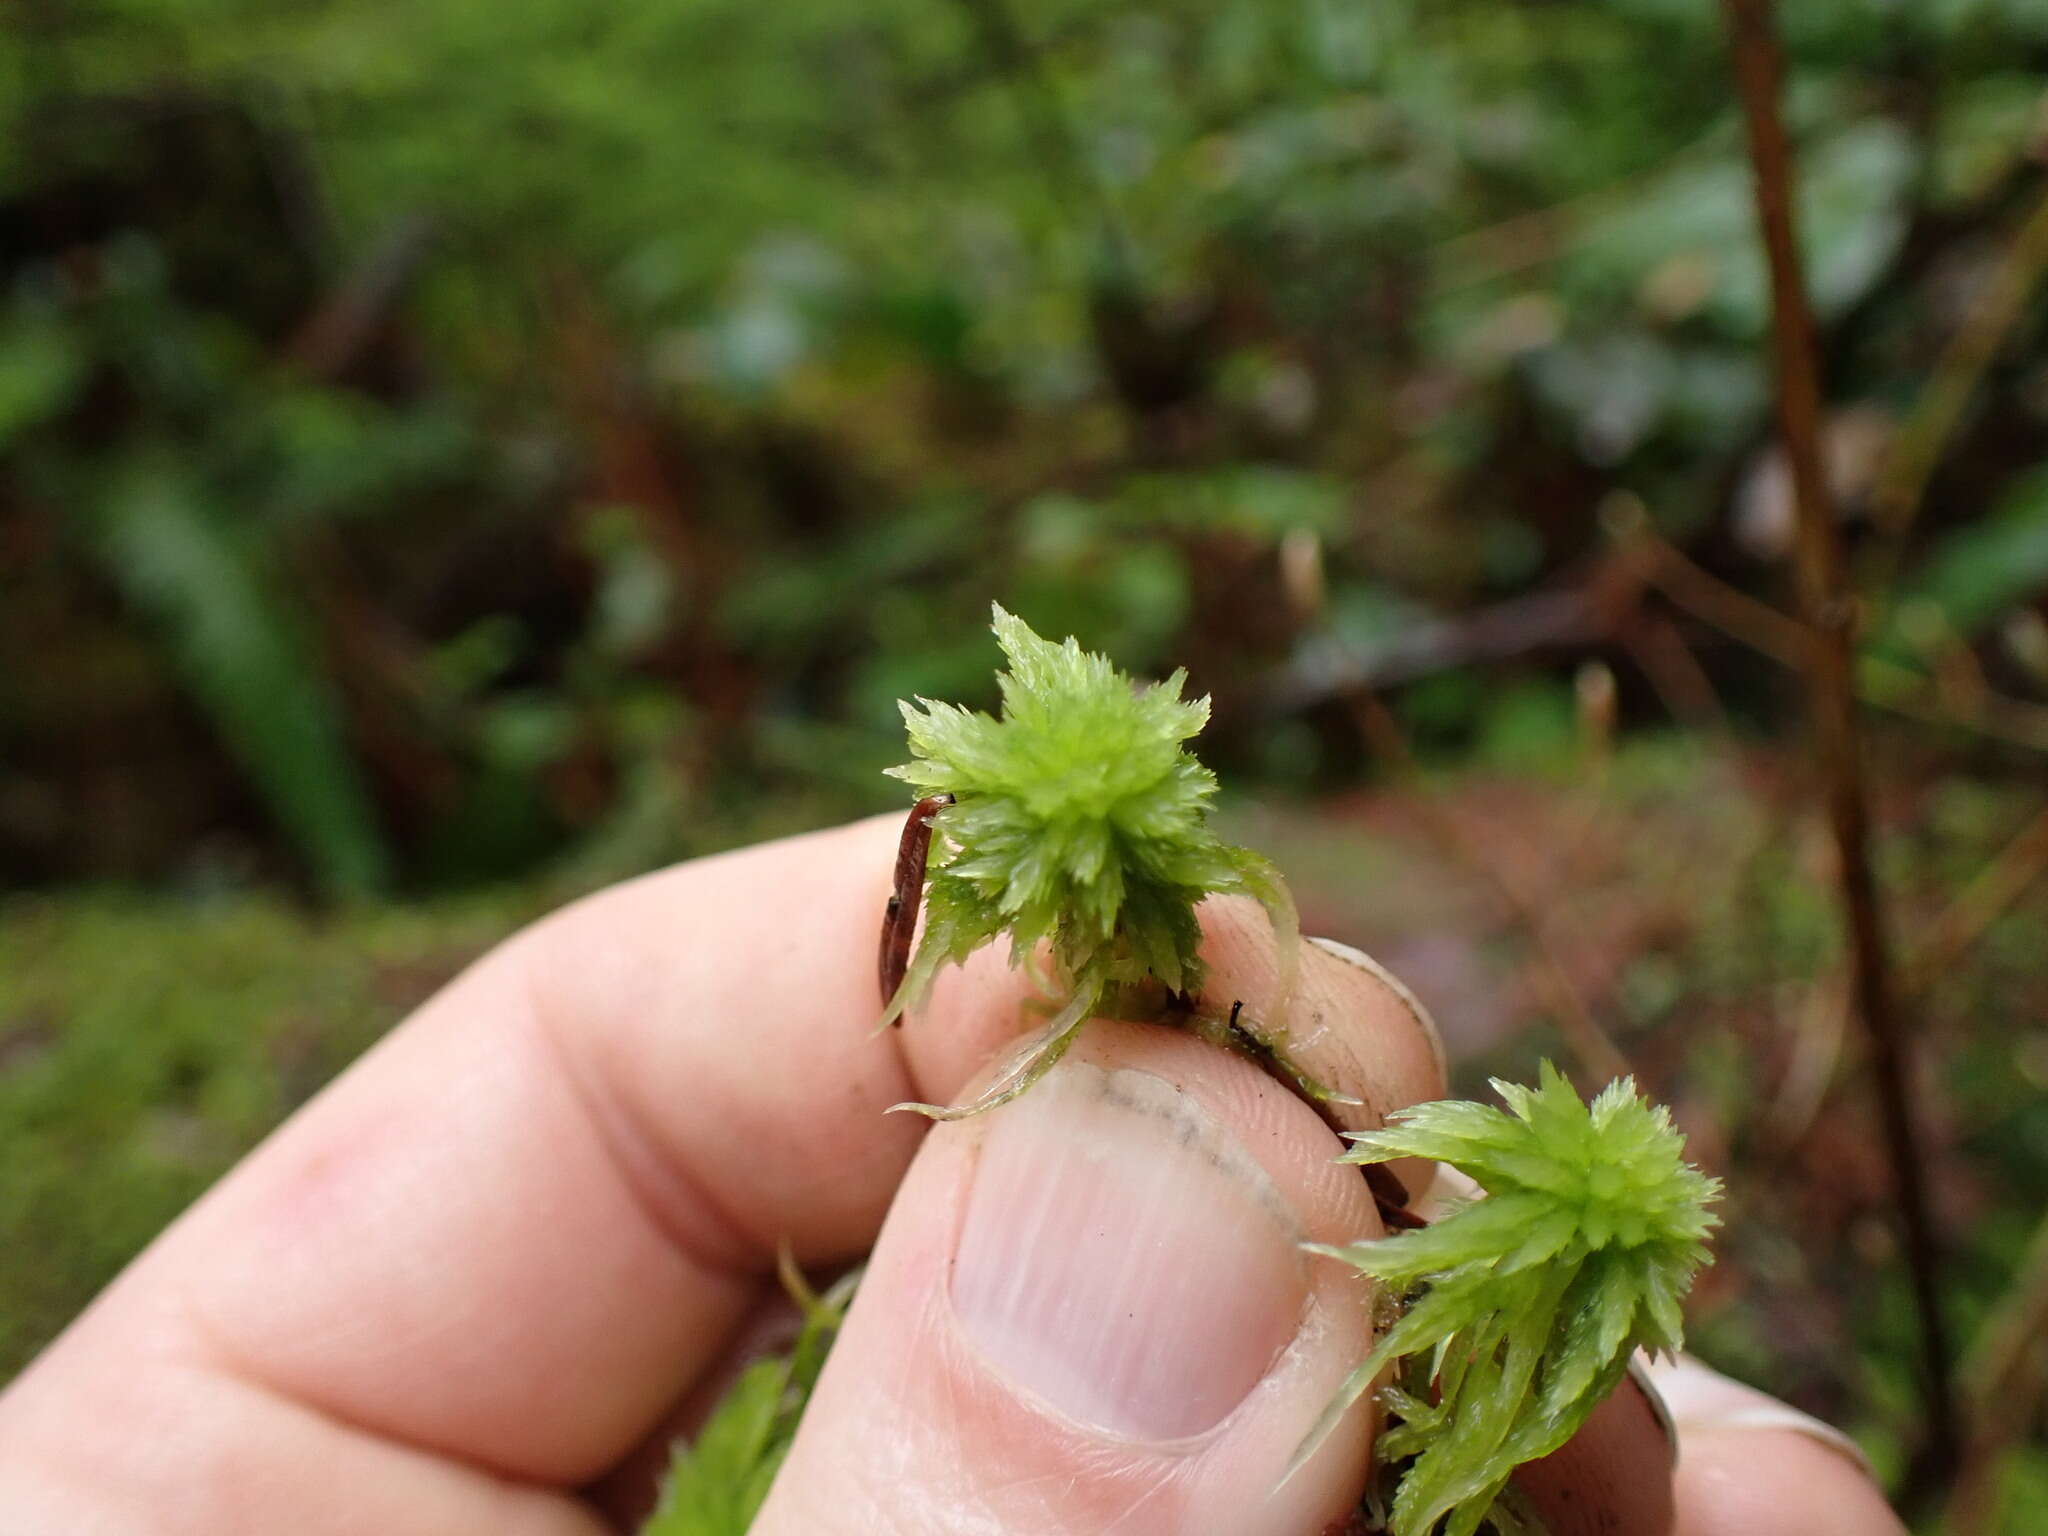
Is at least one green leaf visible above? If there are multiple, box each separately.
[640,1262,855,1536]
[640,1359,788,1536]
[91,464,390,897]
[1879,468,2048,657]
[0,316,86,451]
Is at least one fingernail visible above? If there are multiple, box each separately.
[1640,1354,1876,1477]
[950,1060,1308,1442]
[1625,1354,1680,1463]
[1306,936,1447,1085]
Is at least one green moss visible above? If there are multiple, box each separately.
[0,889,526,1381]
[641,1259,853,1536]
[884,606,1296,1118]
[1307,1065,1720,1536]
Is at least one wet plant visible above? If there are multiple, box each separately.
[1303,1064,1721,1536]
[878,603,1309,1119]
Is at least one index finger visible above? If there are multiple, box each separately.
[0,814,1446,1494]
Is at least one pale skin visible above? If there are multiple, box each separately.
[0,816,1907,1535]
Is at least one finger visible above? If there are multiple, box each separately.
[1513,1359,1676,1535]
[752,1020,1384,1536]
[0,1357,607,1536]
[906,915,1448,1147]
[1649,1357,1904,1536]
[1,816,924,1502]
[586,1288,812,1531]
[1671,1430,1903,1536]
[0,816,1445,1524]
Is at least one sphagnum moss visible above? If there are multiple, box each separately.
[1301,1063,1721,1536]
[879,603,1303,1118]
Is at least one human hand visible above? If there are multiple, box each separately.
[0,816,1904,1535]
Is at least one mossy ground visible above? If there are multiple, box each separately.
[0,888,539,1378]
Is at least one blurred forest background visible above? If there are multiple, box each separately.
[5,0,2048,1528]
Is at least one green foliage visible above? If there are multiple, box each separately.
[0,309,85,450]
[1885,467,2048,652]
[640,1263,853,1536]
[94,467,390,897]
[11,0,2048,888]
[1305,1065,1721,1536]
[1,236,478,889]
[641,1359,788,1536]
[884,606,1294,1117]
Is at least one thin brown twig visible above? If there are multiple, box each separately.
[1604,500,2048,755]
[1948,1206,2048,1536]
[1902,802,2048,1001]
[1761,976,1850,1149]
[1723,0,1958,1484]
[1555,662,1619,888]
[1600,499,1810,664]
[285,212,436,380]
[1864,666,2048,755]
[1766,803,2048,1151]
[1426,120,1733,294]
[1279,528,1634,1087]
[1616,612,1731,734]
[1873,177,2048,552]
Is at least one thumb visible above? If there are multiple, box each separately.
[751,1019,1382,1536]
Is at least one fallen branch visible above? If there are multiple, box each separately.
[1268,548,1653,709]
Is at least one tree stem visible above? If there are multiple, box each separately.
[1720,0,1958,1485]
